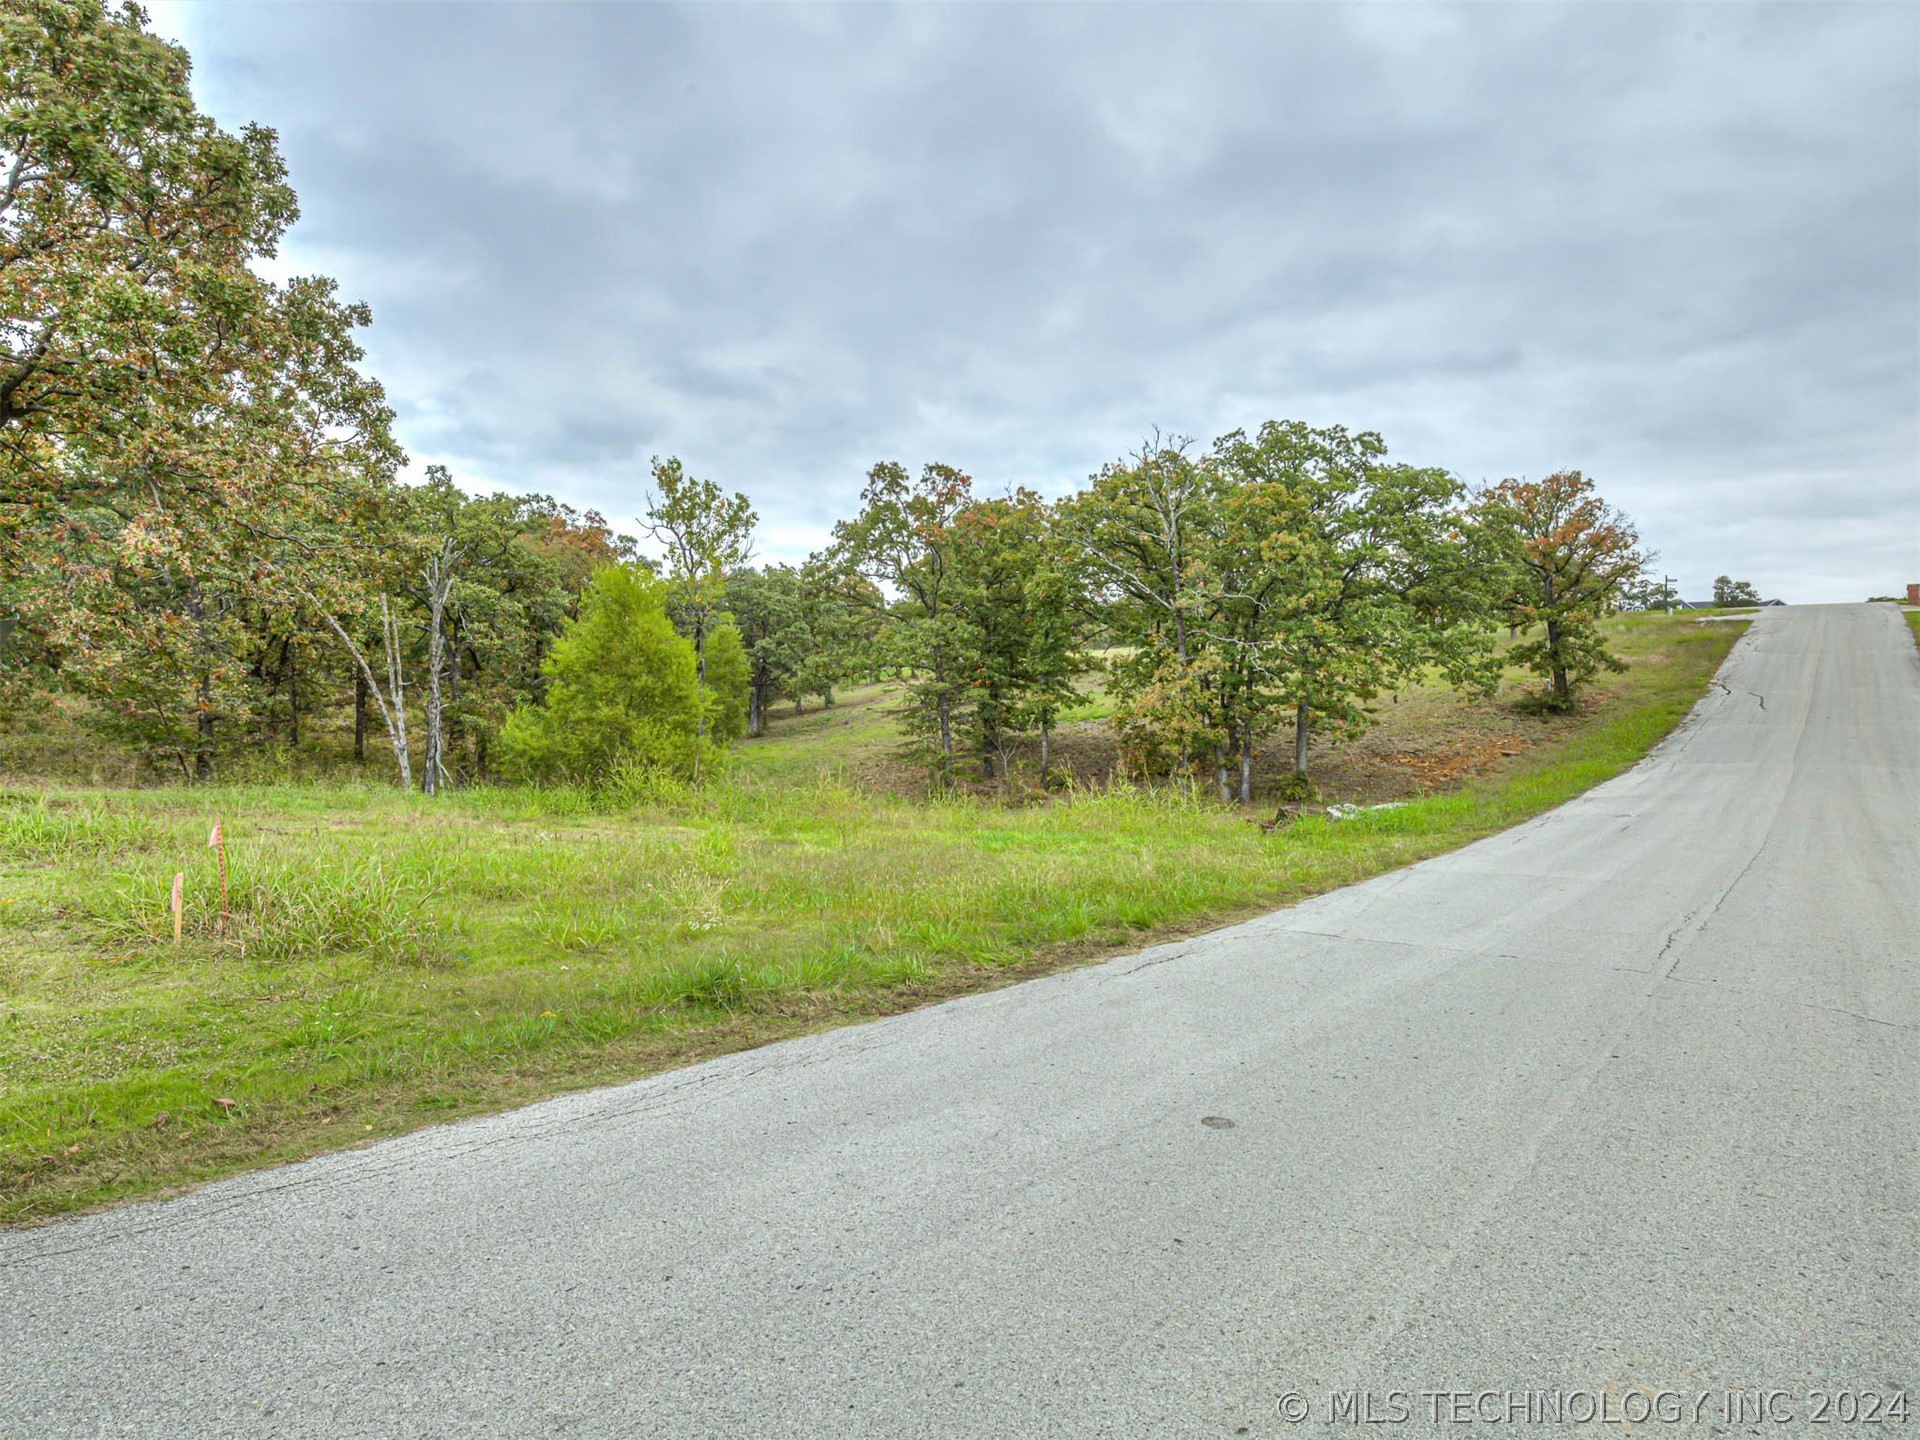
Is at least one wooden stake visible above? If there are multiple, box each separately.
[208,820,227,941]
[170,872,184,945]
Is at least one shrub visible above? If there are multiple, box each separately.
[497,566,707,783]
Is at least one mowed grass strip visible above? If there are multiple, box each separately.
[0,617,1742,1223]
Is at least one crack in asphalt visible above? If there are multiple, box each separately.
[1653,972,1917,1033]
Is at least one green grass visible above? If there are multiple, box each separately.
[1905,609,1919,650]
[729,683,901,784]
[0,616,1743,1223]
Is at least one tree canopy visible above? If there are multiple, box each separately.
[1477,470,1648,709]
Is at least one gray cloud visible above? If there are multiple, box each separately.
[152,1,1918,600]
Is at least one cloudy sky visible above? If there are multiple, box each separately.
[148,2,1917,602]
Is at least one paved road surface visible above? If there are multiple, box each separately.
[3,603,1915,1437]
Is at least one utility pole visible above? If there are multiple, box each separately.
[1662,575,1676,614]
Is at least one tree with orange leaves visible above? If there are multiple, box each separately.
[1476,470,1648,710]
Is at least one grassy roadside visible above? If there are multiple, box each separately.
[1905,609,1919,650]
[1,617,1743,1224]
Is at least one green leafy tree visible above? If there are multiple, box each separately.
[496,565,704,783]
[791,558,875,709]
[1057,437,1220,786]
[1712,575,1761,607]
[1,0,399,777]
[701,615,750,745]
[641,456,755,727]
[1019,543,1084,779]
[832,461,974,777]
[1212,421,1500,790]
[1477,470,1647,710]
[947,491,1084,780]
[727,565,811,735]
[1621,573,1676,613]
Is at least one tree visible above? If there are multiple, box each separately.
[832,461,974,778]
[945,491,1084,781]
[1020,546,1083,779]
[496,565,704,783]
[1621,573,1676,612]
[727,565,810,736]
[2,0,400,778]
[791,557,874,709]
[1057,437,1218,786]
[1478,470,1647,710]
[519,498,639,603]
[640,456,755,720]
[1211,421,1500,792]
[1713,575,1761,607]
[701,615,750,745]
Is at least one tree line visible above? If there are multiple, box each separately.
[1,0,1656,799]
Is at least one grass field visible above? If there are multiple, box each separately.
[1,615,1743,1223]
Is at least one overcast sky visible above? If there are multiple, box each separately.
[148,2,1917,602]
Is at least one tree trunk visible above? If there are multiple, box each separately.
[1546,618,1568,705]
[353,672,367,762]
[1039,720,1050,778]
[422,632,442,797]
[1293,699,1310,778]
[747,673,764,738]
[382,597,413,791]
[1239,738,1252,806]
[1215,742,1232,803]
[421,540,456,796]
[933,649,953,779]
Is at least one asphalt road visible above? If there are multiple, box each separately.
[3,603,1915,1438]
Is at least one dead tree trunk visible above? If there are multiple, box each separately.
[420,541,457,796]
[447,623,465,783]
[322,597,411,790]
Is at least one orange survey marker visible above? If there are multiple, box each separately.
[171,872,184,945]
[208,820,228,941]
